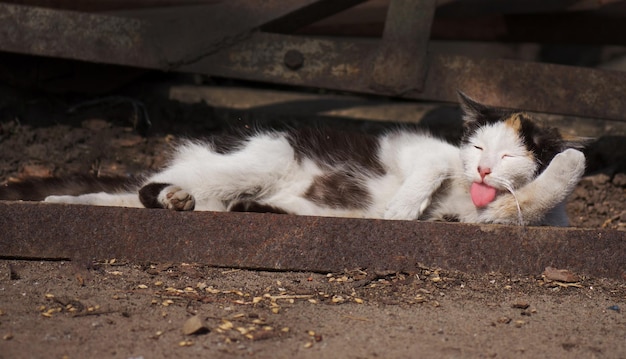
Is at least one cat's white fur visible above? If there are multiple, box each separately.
[45,121,586,226]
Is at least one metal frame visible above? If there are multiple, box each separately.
[1,0,626,121]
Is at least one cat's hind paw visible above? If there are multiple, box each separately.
[160,186,195,211]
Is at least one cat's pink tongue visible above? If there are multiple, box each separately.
[470,182,497,208]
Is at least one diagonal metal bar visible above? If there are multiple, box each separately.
[0,202,624,279]
[260,0,368,33]
[131,0,368,69]
[369,0,436,94]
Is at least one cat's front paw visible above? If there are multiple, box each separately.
[546,148,586,182]
[161,186,195,211]
[384,198,429,220]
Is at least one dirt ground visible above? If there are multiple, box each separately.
[0,73,625,358]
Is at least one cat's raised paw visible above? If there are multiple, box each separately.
[161,186,195,211]
[548,148,586,179]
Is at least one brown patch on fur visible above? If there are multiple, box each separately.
[305,172,370,209]
[504,113,525,132]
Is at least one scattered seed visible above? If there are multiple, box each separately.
[514,320,526,328]
[154,281,163,286]
[303,342,313,349]
[44,293,55,299]
[3,333,13,340]
[218,320,234,331]
[178,340,194,347]
[137,284,148,289]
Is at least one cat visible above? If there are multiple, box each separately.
[1,93,586,226]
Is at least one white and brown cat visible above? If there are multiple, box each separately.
[1,93,586,226]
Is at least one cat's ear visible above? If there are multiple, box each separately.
[457,91,494,121]
[458,91,485,119]
[457,91,502,129]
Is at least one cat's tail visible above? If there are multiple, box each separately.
[0,175,142,201]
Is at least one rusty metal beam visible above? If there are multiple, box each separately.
[369,0,435,94]
[191,33,626,122]
[0,202,624,279]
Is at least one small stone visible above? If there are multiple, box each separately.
[81,119,111,131]
[511,301,530,310]
[182,315,208,335]
[497,316,512,324]
[20,164,53,178]
[612,173,626,187]
[542,267,580,283]
[590,173,611,186]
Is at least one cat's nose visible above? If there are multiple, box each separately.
[478,166,491,180]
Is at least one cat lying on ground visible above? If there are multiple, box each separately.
[0,93,586,226]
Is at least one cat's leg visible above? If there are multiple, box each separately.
[44,192,143,208]
[143,135,299,211]
[480,148,585,225]
[384,171,448,220]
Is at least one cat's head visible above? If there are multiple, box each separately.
[457,92,573,207]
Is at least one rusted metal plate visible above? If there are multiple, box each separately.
[1,201,624,279]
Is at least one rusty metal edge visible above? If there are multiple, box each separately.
[0,201,624,279]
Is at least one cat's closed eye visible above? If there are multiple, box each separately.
[473,145,483,150]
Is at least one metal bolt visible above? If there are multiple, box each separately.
[284,50,304,70]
